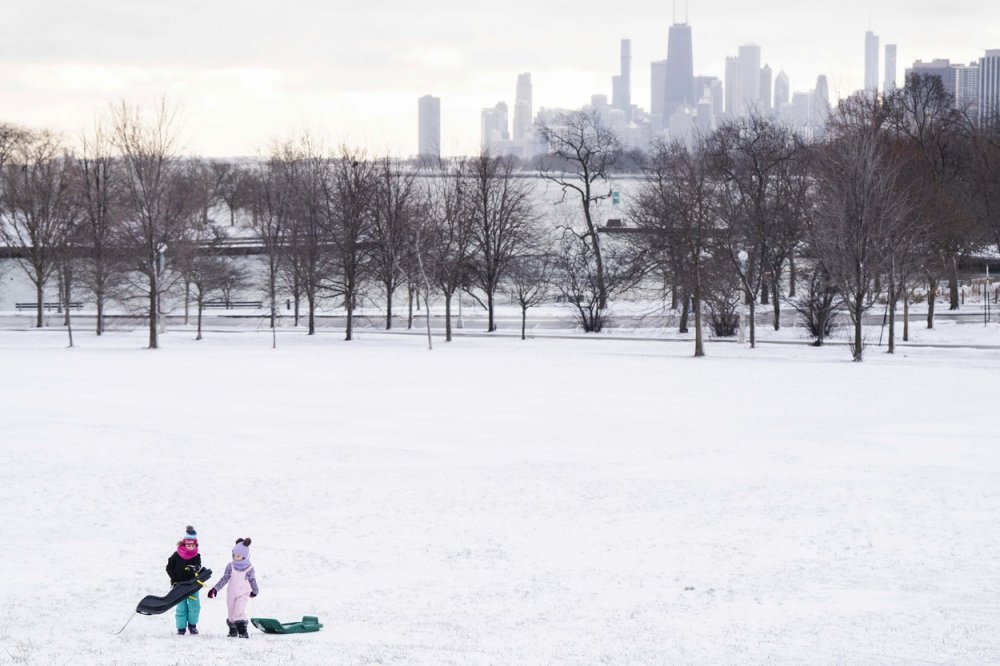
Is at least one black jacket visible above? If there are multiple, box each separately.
[166,550,202,585]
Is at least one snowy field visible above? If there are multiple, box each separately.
[1,327,999,665]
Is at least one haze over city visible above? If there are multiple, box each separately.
[3,0,999,156]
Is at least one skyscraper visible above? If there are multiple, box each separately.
[980,50,1000,122]
[665,22,695,114]
[651,60,668,118]
[513,73,532,141]
[612,39,632,122]
[815,75,830,120]
[738,44,762,114]
[774,70,790,110]
[417,95,441,159]
[760,64,773,112]
[907,59,958,98]
[884,44,898,91]
[956,62,980,112]
[865,31,880,92]
[481,102,509,152]
[725,56,741,116]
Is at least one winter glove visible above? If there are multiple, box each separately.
[250,592,257,598]
[207,589,217,599]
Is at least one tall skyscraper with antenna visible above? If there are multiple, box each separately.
[665,22,694,116]
[612,39,632,122]
[865,30,880,92]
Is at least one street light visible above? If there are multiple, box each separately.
[157,244,168,335]
[737,250,748,344]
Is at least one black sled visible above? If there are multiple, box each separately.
[136,567,213,615]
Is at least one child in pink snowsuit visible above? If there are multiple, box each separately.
[207,538,259,638]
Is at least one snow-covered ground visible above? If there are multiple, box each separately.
[1,328,999,665]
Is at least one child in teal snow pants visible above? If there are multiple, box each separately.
[174,593,201,632]
[165,525,204,635]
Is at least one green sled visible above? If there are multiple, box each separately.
[250,615,323,634]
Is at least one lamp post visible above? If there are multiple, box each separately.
[157,243,167,335]
[738,250,748,344]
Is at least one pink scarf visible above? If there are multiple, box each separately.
[176,544,199,560]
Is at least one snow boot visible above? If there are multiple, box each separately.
[177,627,186,636]
[227,620,238,638]
[236,620,249,638]
[187,624,198,635]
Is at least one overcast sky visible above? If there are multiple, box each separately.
[2,1,997,157]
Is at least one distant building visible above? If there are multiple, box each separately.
[760,64,773,113]
[774,70,790,110]
[694,75,723,118]
[981,50,1000,122]
[665,22,695,115]
[955,62,980,114]
[906,59,958,98]
[513,73,532,142]
[884,44,898,91]
[738,44,762,114]
[612,39,632,122]
[725,56,741,116]
[651,59,668,129]
[865,30,880,92]
[481,102,509,152]
[417,95,441,159]
[815,75,830,121]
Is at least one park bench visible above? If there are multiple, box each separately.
[203,300,262,309]
[15,302,83,311]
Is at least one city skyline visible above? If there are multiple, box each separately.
[3,1,998,157]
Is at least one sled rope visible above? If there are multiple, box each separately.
[111,612,137,636]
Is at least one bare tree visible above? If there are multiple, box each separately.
[632,140,716,357]
[326,148,377,341]
[466,152,536,331]
[0,129,78,328]
[538,110,621,326]
[248,144,295,347]
[371,156,418,330]
[421,159,475,342]
[110,99,192,349]
[505,246,553,341]
[809,96,917,361]
[706,114,807,345]
[888,73,976,319]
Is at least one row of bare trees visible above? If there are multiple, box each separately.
[626,75,1000,360]
[2,79,998,359]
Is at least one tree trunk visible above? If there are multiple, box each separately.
[748,290,757,349]
[852,292,864,362]
[521,306,527,340]
[307,293,316,335]
[407,283,414,330]
[96,291,104,336]
[62,265,74,348]
[487,290,496,332]
[927,278,938,329]
[196,301,203,340]
[385,280,394,330]
[902,283,910,342]
[445,293,452,342]
[678,290,689,334]
[948,253,960,310]
[887,270,896,354]
[345,284,354,342]
[789,254,796,297]
[148,271,158,349]
[693,280,704,358]
[35,281,44,328]
[772,279,780,331]
[184,280,191,325]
